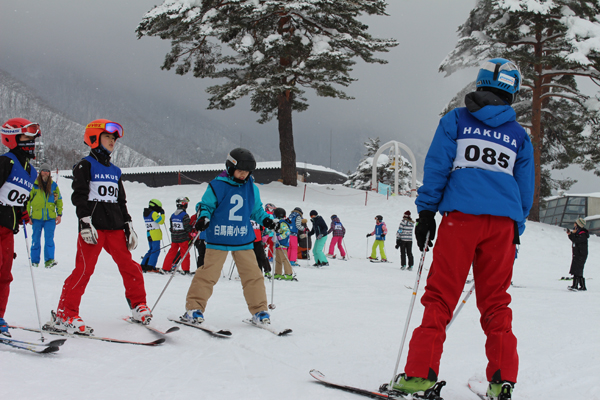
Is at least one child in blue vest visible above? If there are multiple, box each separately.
[367,215,387,261]
[272,208,295,280]
[162,196,193,274]
[0,117,40,337]
[141,198,165,273]
[183,148,276,326]
[51,119,151,334]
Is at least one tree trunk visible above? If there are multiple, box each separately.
[278,90,297,186]
[528,40,544,222]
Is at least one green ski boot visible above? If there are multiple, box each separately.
[487,381,514,399]
[390,373,436,395]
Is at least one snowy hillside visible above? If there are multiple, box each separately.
[0,69,157,169]
[2,177,599,400]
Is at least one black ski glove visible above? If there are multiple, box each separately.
[415,210,436,252]
[195,216,210,232]
[366,233,371,238]
[262,217,276,230]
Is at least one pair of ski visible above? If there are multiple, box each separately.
[369,259,391,263]
[310,370,488,399]
[9,317,180,347]
[0,336,66,354]
[168,315,292,337]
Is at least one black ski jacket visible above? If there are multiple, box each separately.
[71,149,131,231]
[0,149,32,232]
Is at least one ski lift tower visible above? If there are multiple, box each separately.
[370,140,417,198]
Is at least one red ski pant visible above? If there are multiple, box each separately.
[162,241,190,272]
[0,226,15,318]
[405,212,518,383]
[57,230,147,318]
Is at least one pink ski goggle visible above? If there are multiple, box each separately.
[86,121,124,138]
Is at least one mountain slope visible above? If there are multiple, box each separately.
[0,69,157,168]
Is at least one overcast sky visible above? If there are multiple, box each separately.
[1,0,599,192]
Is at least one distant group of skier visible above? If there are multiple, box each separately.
[0,57,593,400]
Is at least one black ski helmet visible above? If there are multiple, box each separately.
[375,215,383,222]
[226,148,256,181]
[274,207,286,219]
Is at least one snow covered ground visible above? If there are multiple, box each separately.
[2,178,599,400]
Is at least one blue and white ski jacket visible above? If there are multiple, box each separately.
[415,92,535,234]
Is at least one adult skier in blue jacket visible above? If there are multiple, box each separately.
[390,59,534,400]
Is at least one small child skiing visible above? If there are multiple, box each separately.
[286,207,303,267]
[0,117,40,337]
[395,211,414,270]
[162,196,193,274]
[263,203,276,261]
[326,214,346,259]
[190,202,206,270]
[309,210,329,267]
[52,119,151,334]
[298,218,312,259]
[367,215,387,261]
[567,218,589,291]
[183,148,276,326]
[272,208,295,280]
[141,198,165,273]
[251,219,272,276]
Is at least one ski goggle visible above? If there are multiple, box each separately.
[86,121,123,138]
[1,122,41,138]
[480,60,520,80]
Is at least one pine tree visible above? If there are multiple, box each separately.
[136,0,398,186]
[440,0,600,221]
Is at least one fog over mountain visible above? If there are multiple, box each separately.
[0,69,156,169]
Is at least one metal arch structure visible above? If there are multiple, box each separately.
[371,140,418,198]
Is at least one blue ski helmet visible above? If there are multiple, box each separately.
[475,58,521,104]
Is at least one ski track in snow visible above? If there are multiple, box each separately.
[3,179,599,399]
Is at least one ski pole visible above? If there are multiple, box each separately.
[366,236,370,259]
[161,225,171,249]
[22,223,46,342]
[391,232,430,383]
[269,233,278,310]
[228,258,236,280]
[151,211,201,313]
[343,237,350,259]
[447,281,475,331]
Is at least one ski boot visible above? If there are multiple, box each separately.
[31,263,39,268]
[132,304,152,325]
[44,259,57,268]
[182,309,204,324]
[49,310,93,335]
[381,373,446,399]
[252,311,270,325]
[368,256,378,261]
[487,381,514,400]
[0,317,11,337]
[401,265,407,270]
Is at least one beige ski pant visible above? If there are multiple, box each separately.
[185,248,268,315]
[274,248,293,275]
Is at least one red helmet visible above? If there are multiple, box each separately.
[1,118,41,149]
[84,119,123,148]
